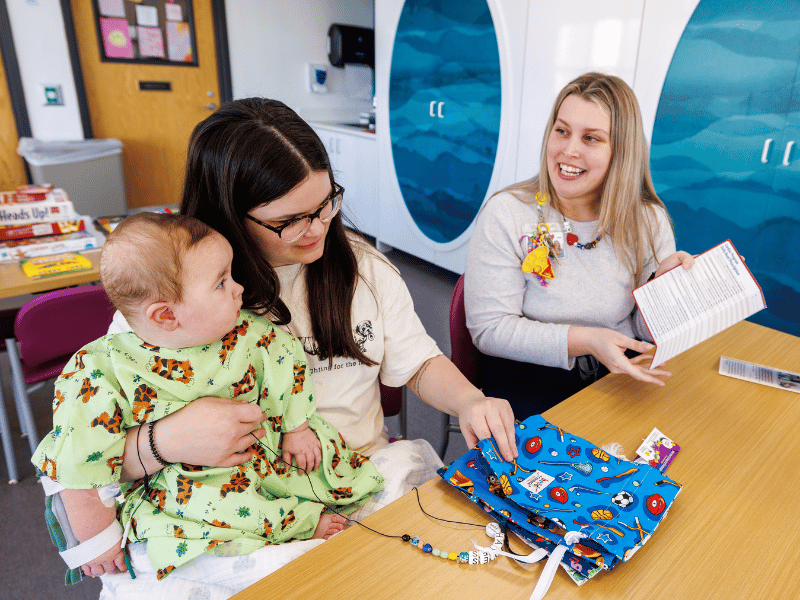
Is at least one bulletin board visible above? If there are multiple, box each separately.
[91,0,199,66]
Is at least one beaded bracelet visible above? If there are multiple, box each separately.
[402,522,506,564]
[148,422,170,467]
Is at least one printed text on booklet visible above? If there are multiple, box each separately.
[633,240,765,367]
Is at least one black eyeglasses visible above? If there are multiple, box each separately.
[245,184,344,243]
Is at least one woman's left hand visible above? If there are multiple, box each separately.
[458,395,518,461]
[570,327,671,386]
[654,250,694,278]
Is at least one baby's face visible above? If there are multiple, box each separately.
[174,232,244,346]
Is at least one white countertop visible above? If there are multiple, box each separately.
[309,120,376,139]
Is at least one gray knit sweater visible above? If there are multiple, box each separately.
[464,191,675,370]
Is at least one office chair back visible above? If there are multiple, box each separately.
[449,274,482,388]
[7,285,116,455]
[14,285,117,382]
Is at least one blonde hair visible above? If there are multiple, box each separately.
[502,72,671,284]
[100,212,214,322]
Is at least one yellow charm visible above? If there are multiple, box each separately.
[522,222,555,278]
[522,244,554,278]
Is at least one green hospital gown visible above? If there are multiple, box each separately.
[32,310,383,579]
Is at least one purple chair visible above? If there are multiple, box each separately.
[441,273,484,457]
[380,382,407,443]
[5,285,116,457]
[449,274,482,388]
[1,310,20,482]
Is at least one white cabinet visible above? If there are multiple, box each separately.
[375,0,644,274]
[311,123,379,240]
[635,0,800,336]
[515,0,645,182]
[376,0,527,274]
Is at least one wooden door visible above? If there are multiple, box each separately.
[71,0,220,208]
[0,47,27,193]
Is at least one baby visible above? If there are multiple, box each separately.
[32,212,383,582]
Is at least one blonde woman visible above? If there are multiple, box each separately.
[465,72,693,418]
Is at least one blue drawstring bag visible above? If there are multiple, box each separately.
[439,415,681,590]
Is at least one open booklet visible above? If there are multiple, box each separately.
[633,240,766,367]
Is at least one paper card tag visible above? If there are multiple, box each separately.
[546,227,566,260]
[520,469,555,494]
[634,428,680,473]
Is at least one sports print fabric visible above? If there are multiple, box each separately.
[439,415,681,584]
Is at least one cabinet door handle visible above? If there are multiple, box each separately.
[437,102,444,118]
[761,139,772,164]
[783,141,795,166]
[430,101,437,117]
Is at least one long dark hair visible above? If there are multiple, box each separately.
[180,98,375,365]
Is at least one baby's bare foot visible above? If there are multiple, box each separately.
[312,514,348,540]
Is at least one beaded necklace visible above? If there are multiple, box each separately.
[401,489,546,565]
[536,193,602,250]
[560,218,601,249]
[245,434,543,566]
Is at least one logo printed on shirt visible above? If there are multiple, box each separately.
[354,320,374,353]
[296,319,373,359]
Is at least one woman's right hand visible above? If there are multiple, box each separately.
[568,326,671,386]
[156,397,267,467]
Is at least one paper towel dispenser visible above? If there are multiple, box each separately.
[327,24,374,68]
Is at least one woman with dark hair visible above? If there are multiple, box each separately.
[98,98,516,596]
[112,97,516,489]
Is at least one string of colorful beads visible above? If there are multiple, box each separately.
[401,523,506,565]
[536,195,602,250]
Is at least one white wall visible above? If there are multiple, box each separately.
[226,0,374,121]
[6,0,84,140]
[6,0,375,142]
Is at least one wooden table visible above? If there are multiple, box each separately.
[0,249,101,299]
[232,322,800,600]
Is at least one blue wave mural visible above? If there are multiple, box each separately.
[389,0,501,243]
[651,0,800,335]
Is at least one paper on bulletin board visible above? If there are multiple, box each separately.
[165,4,183,21]
[98,0,125,18]
[135,4,159,27]
[137,26,165,58]
[100,18,134,59]
[166,21,193,62]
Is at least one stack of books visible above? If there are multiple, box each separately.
[0,185,97,262]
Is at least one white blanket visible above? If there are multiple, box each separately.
[100,439,443,600]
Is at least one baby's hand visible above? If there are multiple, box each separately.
[82,544,128,577]
[281,422,322,473]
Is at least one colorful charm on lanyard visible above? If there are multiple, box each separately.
[535,192,560,261]
[520,191,557,285]
[521,222,555,282]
